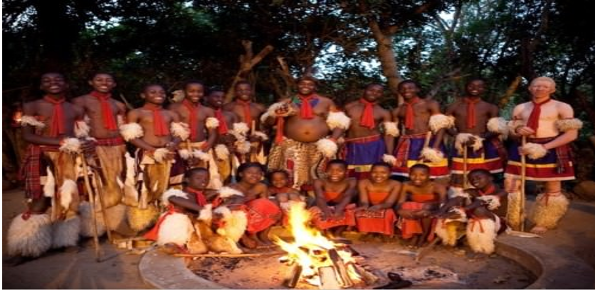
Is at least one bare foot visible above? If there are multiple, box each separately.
[240,235,258,249]
[530,226,548,234]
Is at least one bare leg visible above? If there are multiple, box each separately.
[257,228,274,246]
[417,217,433,247]
[240,233,259,249]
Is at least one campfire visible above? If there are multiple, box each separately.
[274,203,379,289]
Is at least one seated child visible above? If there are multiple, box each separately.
[464,168,508,255]
[310,159,358,237]
[143,168,210,252]
[224,162,282,249]
[268,169,305,205]
[355,162,401,238]
[396,164,447,247]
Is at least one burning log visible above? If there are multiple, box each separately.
[329,248,354,288]
[319,266,341,289]
[283,264,303,288]
[350,263,379,285]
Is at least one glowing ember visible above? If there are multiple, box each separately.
[274,202,371,288]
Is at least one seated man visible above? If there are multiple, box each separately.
[396,164,446,247]
[355,162,401,238]
[310,159,357,237]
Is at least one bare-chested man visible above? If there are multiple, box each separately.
[169,80,221,188]
[8,72,91,263]
[445,78,507,188]
[223,81,268,163]
[391,80,452,180]
[120,84,186,233]
[73,72,129,237]
[204,87,243,183]
[505,77,581,234]
[344,84,399,179]
[265,76,351,191]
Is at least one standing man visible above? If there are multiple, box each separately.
[265,76,351,191]
[8,72,89,263]
[223,80,268,163]
[343,84,399,179]
[169,80,221,188]
[505,77,581,233]
[445,77,508,189]
[73,72,129,236]
[120,84,187,233]
[390,80,452,180]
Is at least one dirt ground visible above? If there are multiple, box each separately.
[3,187,595,289]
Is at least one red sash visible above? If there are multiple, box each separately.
[43,96,66,137]
[143,103,169,136]
[91,91,118,130]
[526,98,551,132]
[359,98,376,129]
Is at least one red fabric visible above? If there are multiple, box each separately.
[464,98,479,129]
[399,202,425,239]
[186,187,207,206]
[215,109,229,134]
[274,117,285,144]
[411,193,438,203]
[359,98,376,129]
[43,96,66,137]
[478,185,496,196]
[237,100,253,126]
[368,191,389,205]
[526,98,551,132]
[310,203,356,230]
[324,191,342,203]
[91,91,118,130]
[298,95,315,119]
[183,99,199,140]
[143,103,169,136]
[269,186,292,195]
[143,205,177,241]
[245,198,282,233]
[404,97,420,130]
[356,209,396,235]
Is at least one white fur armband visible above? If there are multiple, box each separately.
[219,187,244,199]
[448,187,470,199]
[522,143,548,160]
[153,148,170,163]
[382,154,397,166]
[206,117,220,129]
[555,118,583,132]
[261,101,295,123]
[478,195,501,211]
[171,122,190,141]
[487,117,509,138]
[235,140,251,154]
[507,119,524,136]
[455,133,484,155]
[420,147,444,163]
[74,118,90,138]
[161,188,187,206]
[59,138,81,154]
[252,131,269,141]
[232,122,250,136]
[428,114,455,133]
[316,138,338,158]
[198,204,213,222]
[20,115,46,129]
[120,123,144,141]
[193,150,210,161]
[383,121,400,137]
[214,144,230,160]
[327,111,351,130]
[178,149,192,160]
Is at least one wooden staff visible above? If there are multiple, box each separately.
[520,136,527,231]
[463,145,469,189]
[79,154,102,262]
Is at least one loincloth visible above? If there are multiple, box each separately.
[342,134,386,180]
[392,134,449,179]
[135,149,184,206]
[94,139,126,208]
[505,136,575,181]
[450,137,505,175]
[268,138,325,190]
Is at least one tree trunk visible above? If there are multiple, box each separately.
[225,40,274,103]
[367,20,403,104]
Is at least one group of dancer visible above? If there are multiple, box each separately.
[7,72,582,263]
